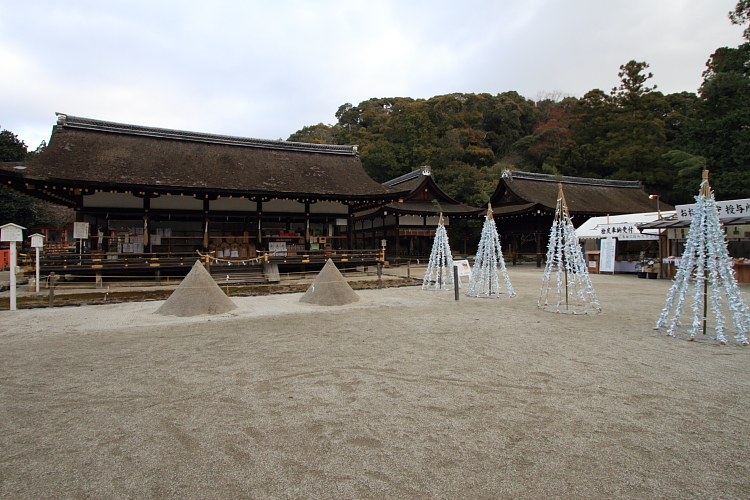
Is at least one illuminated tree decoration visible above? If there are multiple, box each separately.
[539,184,601,314]
[655,171,750,345]
[422,213,454,291]
[467,204,515,298]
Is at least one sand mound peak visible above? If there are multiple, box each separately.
[155,260,237,316]
[299,259,360,306]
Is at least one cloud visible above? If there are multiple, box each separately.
[0,0,745,149]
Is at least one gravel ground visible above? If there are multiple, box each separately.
[0,265,749,499]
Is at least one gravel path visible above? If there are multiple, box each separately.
[1,266,748,499]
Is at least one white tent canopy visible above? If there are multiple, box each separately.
[576,211,676,240]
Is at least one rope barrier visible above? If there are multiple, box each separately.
[195,249,268,264]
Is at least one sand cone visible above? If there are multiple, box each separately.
[155,260,237,316]
[299,259,360,306]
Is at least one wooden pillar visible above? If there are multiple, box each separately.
[203,198,210,250]
[381,215,387,257]
[395,215,401,262]
[350,223,356,250]
[659,232,668,279]
[257,201,263,245]
[102,214,109,253]
[305,202,310,250]
[536,232,542,268]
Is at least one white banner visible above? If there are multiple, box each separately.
[599,238,616,273]
[676,198,750,220]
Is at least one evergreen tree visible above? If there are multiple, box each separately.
[679,43,750,201]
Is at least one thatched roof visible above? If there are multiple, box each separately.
[0,114,403,207]
[490,170,671,216]
[355,166,483,219]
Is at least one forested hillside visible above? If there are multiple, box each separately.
[289,12,750,207]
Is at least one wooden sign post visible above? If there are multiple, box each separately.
[29,233,45,293]
[1,223,26,311]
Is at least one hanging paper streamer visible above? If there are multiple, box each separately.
[655,172,750,345]
[538,184,601,314]
[467,204,515,298]
[422,214,455,290]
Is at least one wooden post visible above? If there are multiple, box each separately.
[536,233,542,268]
[453,265,459,301]
[395,228,400,263]
[9,241,16,311]
[35,247,41,292]
[377,262,382,289]
[703,271,708,336]
[48,272,56,307]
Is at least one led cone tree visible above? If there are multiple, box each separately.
[422,213,454,290]
[467,204,515,298]
[538,184,601,314]
[655,171,750,345]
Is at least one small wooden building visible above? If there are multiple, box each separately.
[352,166,482,262]
[490,170,670,266]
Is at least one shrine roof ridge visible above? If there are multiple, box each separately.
[502,169,643,188]
[382,168,424,187]
[55,113,358,156]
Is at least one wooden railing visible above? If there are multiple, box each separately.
[20,249,385,274]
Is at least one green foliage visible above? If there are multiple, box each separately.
[431,199,442,215]
[546,62,691,202]
[663,150,707,201]
[512,96,576,170]
[729,0,750,40]
[679,43,750,201]
[0,185,50,228]
[288,26,750,207]
[287,123,339,144]
[0,128,28,162]
[289,92,535,204]
[0,128,61,228]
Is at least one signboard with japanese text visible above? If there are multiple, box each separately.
[676,198,750,221]
[268,241,287,256]
[454,259,471,276]
[30,234,44,248]
[599,237,616,273]
[595,223,658,241]
[73,222,90,239]
[0,223,24,242]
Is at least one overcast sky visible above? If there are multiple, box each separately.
[1,0,745,150]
